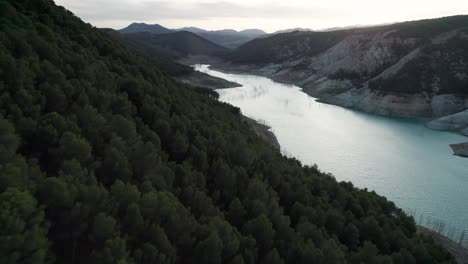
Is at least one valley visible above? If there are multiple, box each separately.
[211,16,468,130]
[195,65,468,245]
[1,0,467,262]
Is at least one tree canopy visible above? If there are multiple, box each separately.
[0,0,455,263]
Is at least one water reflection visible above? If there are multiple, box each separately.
[194,64,468,238]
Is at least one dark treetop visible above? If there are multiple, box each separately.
[0,0,455,263]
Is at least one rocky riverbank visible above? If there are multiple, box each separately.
[212,61,468,121]
[427,110,468,135]
[450,143,468,158]
[241,116,280,150]
[417,226,468,264]
[175,71,241,90]
[208,62,468,159]
[210,20,468,140]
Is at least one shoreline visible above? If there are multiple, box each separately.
[417,225,468,264]
[450,142,468,158]
[241,115,281,150]
[208,63,468,134]
[242,110,468,262]
[240,107,468,262]
[207,63,468,160]
[201,66,468,261]
[175,71,241,90]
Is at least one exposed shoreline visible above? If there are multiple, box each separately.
[207,63,468,159]
[417,226,468,264]
[200,66,468,261]
[208,63,468,131]
[241,115,281,150]
[175,71,241,90]
[240,99,468,263]
[180,61,281,149]
[450,142,468,158]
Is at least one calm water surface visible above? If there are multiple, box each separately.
[195,64,468,236]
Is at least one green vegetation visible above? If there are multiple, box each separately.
[122,31,229,59]
[104,29,194,76]
[0,0,456,263]
[108,30,229,76]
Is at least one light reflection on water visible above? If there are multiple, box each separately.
[195,64,468,237]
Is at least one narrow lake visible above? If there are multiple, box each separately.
[195,64,468,238]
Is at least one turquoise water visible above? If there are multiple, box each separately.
[195,64,468,238]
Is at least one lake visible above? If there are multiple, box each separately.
[195,64,468,239]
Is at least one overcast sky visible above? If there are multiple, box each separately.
[55,0,468,32]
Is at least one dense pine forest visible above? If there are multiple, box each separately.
[0,0,456,263]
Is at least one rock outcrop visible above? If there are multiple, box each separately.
[450,142,468,158]
[215,16,468,135]
[427,110,468,133]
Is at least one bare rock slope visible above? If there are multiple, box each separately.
[215,16,468,129]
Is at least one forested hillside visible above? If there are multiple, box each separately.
[121,31,229,59]
[0,0,455,263]
[102,29,194,76]
[110,30,229,77]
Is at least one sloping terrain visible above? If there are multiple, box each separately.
[0,0,456,263]
[185,29,266,49]
[119,23,266,48]
[122,31,230,58]
[103,28,194,76]
[119,22,173,34]
[107,29,239,89]
[218,16,468,128]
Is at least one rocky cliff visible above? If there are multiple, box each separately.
[215,16,468,133]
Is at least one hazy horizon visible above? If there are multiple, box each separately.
[55,0,468,33]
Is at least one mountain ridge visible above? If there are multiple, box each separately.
[122,30,230,57]
[213,15,468,135]
[105,29,239,89]
[118,23,266,48]
[120,22,173,34]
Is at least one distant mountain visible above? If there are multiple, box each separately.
[226,30,348,64]
[118,23,266,48]
[193,32,259,49]
[272,28,313,34]
[178,27,265,38]
[175,27,267,48]
[123,31,229,57]
[104,29,239,89]
[217,15,468,133]
[239,29,267,37]
[178,26,206,33]
[103,29,192,76]
[111,28,237,88]
[106,28,230,76]
[119,22,172,34]
[318,23,393,32]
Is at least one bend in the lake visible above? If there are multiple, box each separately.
[195,64,468,239]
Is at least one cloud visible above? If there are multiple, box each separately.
[61,0,344,19]
[56,0,347,28]
[55,0,468,31]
